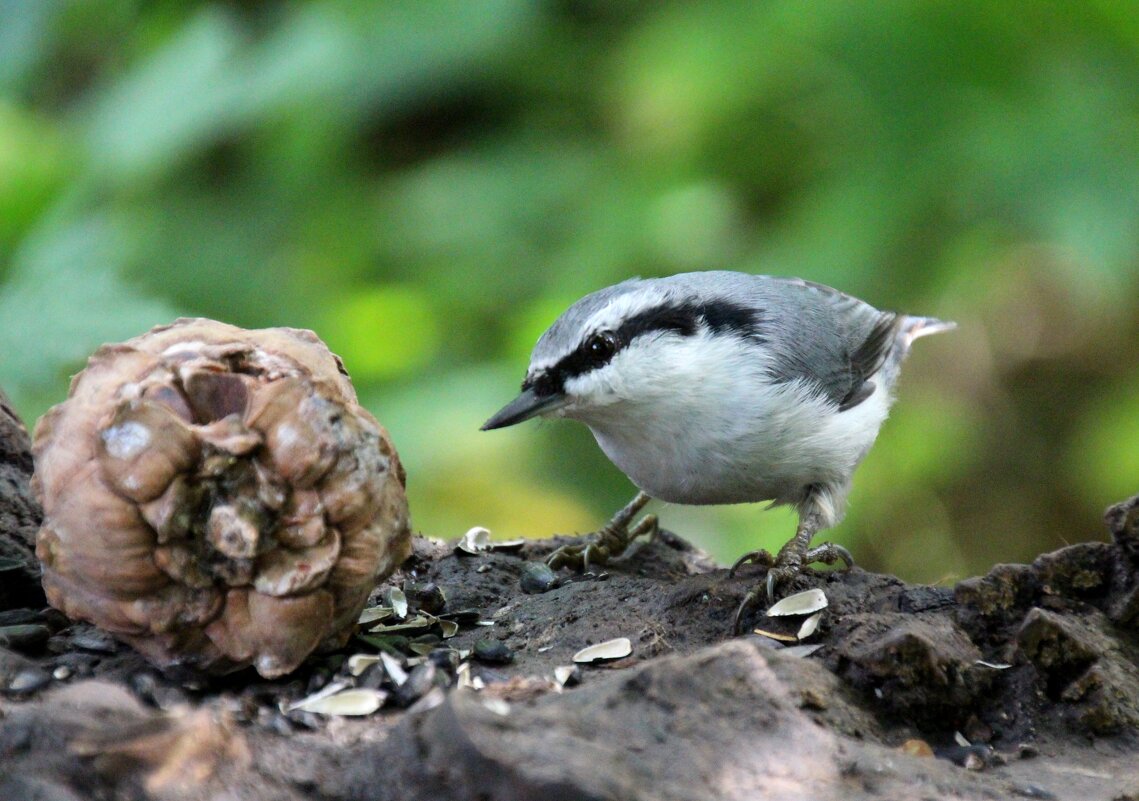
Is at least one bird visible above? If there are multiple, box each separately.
[481,271,954,632]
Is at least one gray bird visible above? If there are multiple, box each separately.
[482,271,953,631]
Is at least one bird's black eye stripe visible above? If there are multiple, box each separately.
[527,297,764,396]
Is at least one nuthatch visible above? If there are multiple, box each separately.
[483,271,953,632]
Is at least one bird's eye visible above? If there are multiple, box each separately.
[586,331,618,363]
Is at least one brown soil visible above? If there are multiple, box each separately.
[2,395,1138,800]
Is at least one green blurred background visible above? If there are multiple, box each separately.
[1,0,1137,584]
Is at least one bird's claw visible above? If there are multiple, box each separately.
[546,541,610,572]
[728,548,775,577]
[545,513,658,573]
[730,541,855,635]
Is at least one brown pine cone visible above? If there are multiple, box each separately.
[33,318,411,678]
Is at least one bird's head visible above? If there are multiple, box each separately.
[481,277,763,431]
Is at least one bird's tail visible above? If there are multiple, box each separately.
[899,315,956,349]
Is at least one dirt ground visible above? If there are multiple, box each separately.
[2,393,1139,800]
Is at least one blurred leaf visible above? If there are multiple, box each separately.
[321,285,441,381]
[0,213,179,414]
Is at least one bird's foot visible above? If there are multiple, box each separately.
[730,541,854,635]
[546,513,658,572]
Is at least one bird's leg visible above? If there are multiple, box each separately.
[731,507,854,635]
[546,491,657,571]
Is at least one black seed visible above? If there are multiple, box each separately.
[473,639,514,665]
[520,561,558,594]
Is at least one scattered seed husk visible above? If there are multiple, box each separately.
[954,731,971,748]
[473,639,514,665]
[408,642,436,656]
[286,680,349,712]
[380,652,408,686]
[386,587,409,619]
[781,644,824,658]
[356,633,408,656]
[6,667,51,693]
[291,687,387,716]
[439,609,482,625]
[456,662,475,690]
[347,654,381,677]
[796,611,822,640]
[974,660,1012,670]
[482,697,511,716]
[554,665,581,687]
[404,581,446,615]
[766,588,828,617]
[358,662,386,690]
[573,637,632,664]
[367,615,434,634]
[489,539,526,551]
[753,628,797,643]
[357,606,394,626]
[438,619,460,639]
[457,526,492,555]
[407,686,446,714]
[71,629,119,654]
[520,561,558,594]
[0,624,51,652]
[393,662,437,707]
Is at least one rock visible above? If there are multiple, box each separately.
[0,389,44,611]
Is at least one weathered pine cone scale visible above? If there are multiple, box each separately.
[33,319,411,678]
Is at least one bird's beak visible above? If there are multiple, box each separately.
[481,388,568,431]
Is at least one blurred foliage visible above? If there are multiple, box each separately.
[2,0,1138,583]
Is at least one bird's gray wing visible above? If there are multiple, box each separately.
[759,278,900,411]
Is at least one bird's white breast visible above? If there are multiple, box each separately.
[563,333,891,506]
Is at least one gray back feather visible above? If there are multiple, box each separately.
[533,272,903,410]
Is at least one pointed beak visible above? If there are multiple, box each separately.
[481,388,568,431]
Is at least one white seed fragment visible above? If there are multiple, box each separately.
[766,588,828,617]
[554,665,581,687]
[291,687,387,716]
[482,697,511,716]
[408,687,446,714]
[573,637,632,664]
[954,731,971,748]
[286,679,350,712]
[380,652,408,686]
[797,611,822,640]
[974,660,1012,670]
[347,654,381,676]
[457,526,492,554]
[387,587,408,619]
[489,538,526,551]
